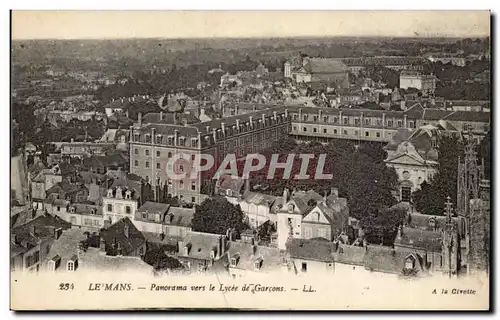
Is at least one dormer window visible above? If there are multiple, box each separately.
[405,256,415,270]
[90,209,96,215]
[70,207,76,213]
[167,137,173,145]
[210,250,216,260]
[67,255,78,272]
[288,204,294,212]
[125,190,132,199]
[226,189,233,197]
[155,134,162,144]
[230,254,240,267]
[107,189,113,197]
[254,257,263,270]
[145,134,152,143]
[183,244,190,256]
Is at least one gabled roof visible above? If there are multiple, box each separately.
[100,217,146,256]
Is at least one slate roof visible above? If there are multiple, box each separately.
[226,240,282,272]
[100,217,146,256]
[79,247,154,273]
[303,58,348,74]
[394,227,442,253]
[407,212,459,232]
[179,231,224,261]
[287,238,333,262]
[142,112,200,125]
[363,245,425,275]
[241,191,278,207]
[69,203,101,216]
[137,201,171,216]
[42,228,87,272]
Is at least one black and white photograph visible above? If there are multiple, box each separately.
[9,10,491,310]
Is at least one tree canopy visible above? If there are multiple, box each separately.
[359,206,407,246]
[412,135,464,215]
[191,197,248,236]
[243,137,398,220]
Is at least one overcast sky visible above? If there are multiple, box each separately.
[12,11,490,40]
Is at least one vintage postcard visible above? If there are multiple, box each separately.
[10,10,491,310]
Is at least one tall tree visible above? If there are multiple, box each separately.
[191,197,248,236]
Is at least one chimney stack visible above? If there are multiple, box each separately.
[273,111,277,121]
[99,237,106,252]
[331,187,338,197]
[206,125,210,133]
[283,188,289,203]
[160,111,163,121]
[221,122,225,135]
[124,224,129,238]
[138,112,142,126]
[249,116,253,127]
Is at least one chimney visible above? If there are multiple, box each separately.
[212,128,217,142]
[206,125,210,133]
[249,116,253,127]
[285,109,288,118]
[400,100,406,111]
[273,111,277,121]
[283,188,289,203]
[245,178,250,193]
[252,244,257,255]
[174,129,179,146]
[160,111,163,121]
[235,105,239,115]
[138,112,142,126]
[124,224,129,238]
[261,113,266,124]
[221,122,225,135]
[219,236,226,257]
[99,237,106,252]
[331,187,338,197]
[29,225,35,236]
[236,119,240,130]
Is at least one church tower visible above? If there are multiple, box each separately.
[456,130,485,275]
[441,196,460,277]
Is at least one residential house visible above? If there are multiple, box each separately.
[284,57,350,89]
[176,231,227,273]
[102,186,140,226]
[42,228,153,274]
[225,236,285,279]
[134,202,194,238]
[11,214,71,273]
[45,181,89,204]
[100,217,147,257]
[228,190,283,229]
[67,203,104,232]
[302,190,349,241]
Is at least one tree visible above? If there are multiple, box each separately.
[192,197,248,236]
[412,136,464,215]
[360,206,407,246]
[143,248,184,271]
[478,130,491,180]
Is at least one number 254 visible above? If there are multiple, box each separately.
[59,283,74,290]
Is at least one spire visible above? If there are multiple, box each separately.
[445,196,454,225]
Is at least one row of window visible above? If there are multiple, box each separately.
[293,114,415,129]
[134,117,287,146]
[295,126,390,138]
[107,204,132,214]
[133,149,199,160]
